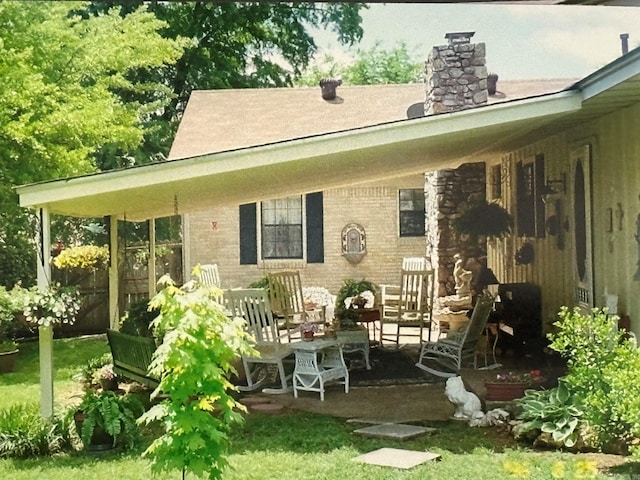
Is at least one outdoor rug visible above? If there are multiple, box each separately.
[346,347,445,387]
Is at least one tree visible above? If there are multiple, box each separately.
[78,2,366,163]
[296,43,423,87]
[0,2,184,287]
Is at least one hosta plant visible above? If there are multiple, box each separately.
[515,378,584,448]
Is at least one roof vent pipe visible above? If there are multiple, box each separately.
[621,33,629,55]
[319,78,342,101]
[487,73,498,96]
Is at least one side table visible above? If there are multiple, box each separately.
[336,329,371,370]
[291,338,349,401]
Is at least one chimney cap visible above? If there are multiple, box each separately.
[444,32,475,45]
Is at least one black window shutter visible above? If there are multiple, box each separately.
[305,192,324,263]
[239,203,257,265]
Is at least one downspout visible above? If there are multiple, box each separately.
[37,207,54,419]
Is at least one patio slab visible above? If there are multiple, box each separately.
[353,447,440,469]
[353,423,436,440]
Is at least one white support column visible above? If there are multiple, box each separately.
[108,216,119,330]
[148,218,156,297]
[37,208,54,419]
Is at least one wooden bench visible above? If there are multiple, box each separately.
[106,329,160,389]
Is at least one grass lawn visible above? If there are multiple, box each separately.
[1,335,639,479]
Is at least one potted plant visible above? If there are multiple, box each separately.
[0,286,20,372]
[300,321,318,341]
[453,200,513,240]
[73,389,143,451]
[18,282,81,328]
[93,363,119,391]
[334,279,377,330]
[484,369,545,401]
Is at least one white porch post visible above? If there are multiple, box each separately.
[148,218,156,297]
[37,208,54,419]
[108,215,119,330]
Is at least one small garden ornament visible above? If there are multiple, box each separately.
[444,376,482,421]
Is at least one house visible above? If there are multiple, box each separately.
[169,36,574,297]
[17,33,640,416]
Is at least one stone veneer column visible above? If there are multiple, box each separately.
[425,164,487,297]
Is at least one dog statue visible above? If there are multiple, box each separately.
[444,376,483,420]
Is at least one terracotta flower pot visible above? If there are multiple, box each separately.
[302,331,315,341]
[484,381,530,401]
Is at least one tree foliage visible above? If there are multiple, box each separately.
[80,1,366,161]
[0,2,183,287]
[140,275,256,480]
[296,43,422,87]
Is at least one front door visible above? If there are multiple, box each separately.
[571,145,594,311]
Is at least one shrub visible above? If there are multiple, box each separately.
[0,403,72,458]
[119,298,159,338]
[533,306,640,455]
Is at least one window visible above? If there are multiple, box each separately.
[239,192,324,265]
[399,189,425,237]
[261,196,303,259]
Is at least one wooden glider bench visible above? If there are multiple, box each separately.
[106,329,160,389]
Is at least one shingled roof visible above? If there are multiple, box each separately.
[168,79,576,160]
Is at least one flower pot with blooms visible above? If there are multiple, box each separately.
[484,369,545,401]
[300,321,318,341]
[93,364,118,391]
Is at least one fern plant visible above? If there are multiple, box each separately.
[139,273,256,480]
[73,389,143,450]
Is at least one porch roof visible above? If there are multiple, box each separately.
[16,46,640,222]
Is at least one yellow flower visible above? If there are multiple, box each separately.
[574,460,598,478]
[502,460,530,478]
[551,461,566,478]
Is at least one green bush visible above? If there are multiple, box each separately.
[537,306,640,454]
[119,298,159,338]
[0,403,72,458]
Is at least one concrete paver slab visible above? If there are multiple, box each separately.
[353,447,440,469]
[353,423,436,440]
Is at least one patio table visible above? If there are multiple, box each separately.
[291,338,349,401]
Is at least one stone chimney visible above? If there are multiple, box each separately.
[423,32,489,296]
[424,32,488,115]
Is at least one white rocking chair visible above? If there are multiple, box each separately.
[224,288,293,394]
[415,291,494,377]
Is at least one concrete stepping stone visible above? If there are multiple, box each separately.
[239,396,271,407]
[249,403,285,415]
[353,447,440,469]
[353,423,436,440]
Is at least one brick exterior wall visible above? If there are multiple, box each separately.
[184,176,427,297]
